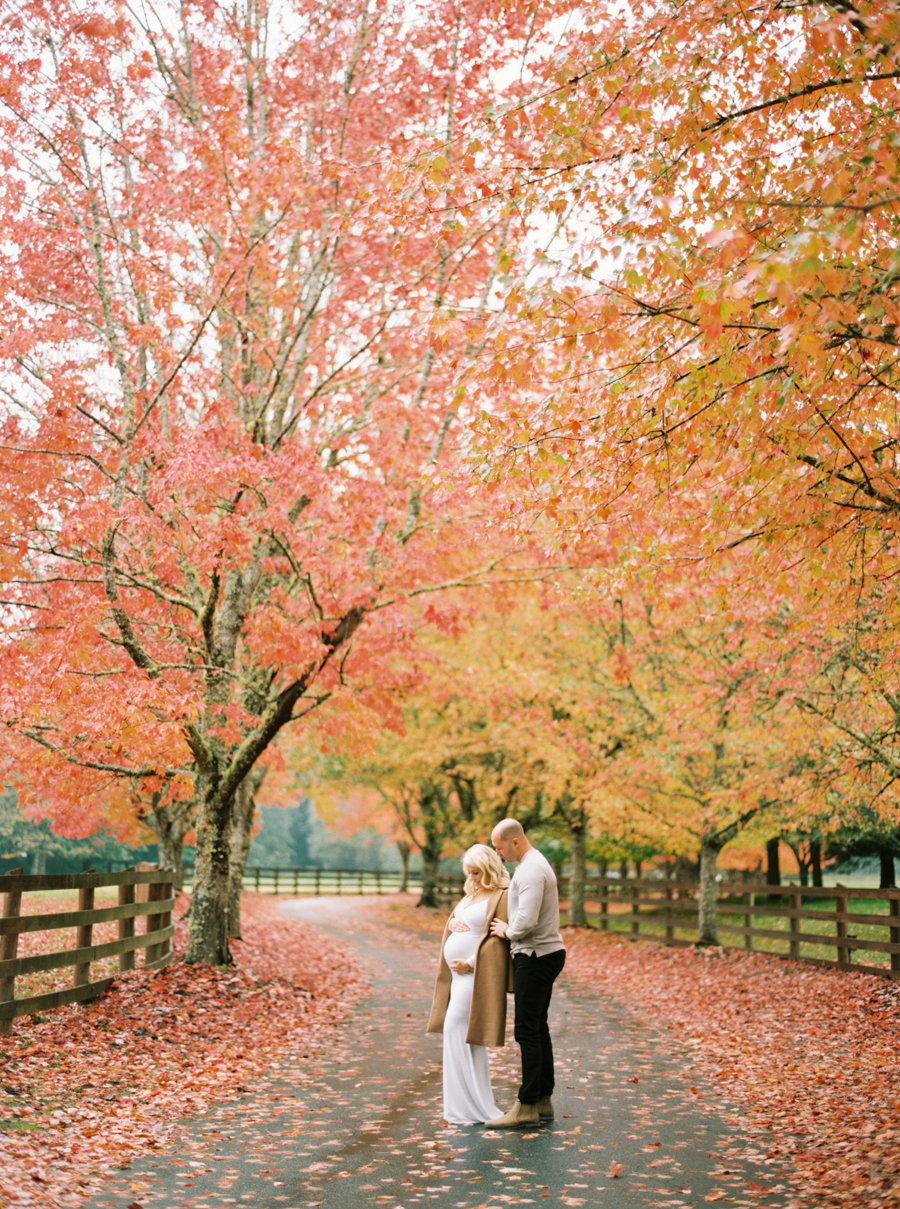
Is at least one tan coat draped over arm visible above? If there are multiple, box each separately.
[426,886,514,1048]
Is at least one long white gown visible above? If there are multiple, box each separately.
[442,898,503,1125]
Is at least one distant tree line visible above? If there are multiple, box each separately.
[0,790,157,876]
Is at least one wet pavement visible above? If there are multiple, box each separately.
[82,897,791,1209]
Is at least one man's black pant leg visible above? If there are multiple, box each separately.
[512,948,566,1104]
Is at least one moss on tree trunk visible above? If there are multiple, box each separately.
[418,845,441,908]
[697,834,724,946]
[153,805,186,891]
[397,840,410,894]
[228,770,266,939]
[185,782,233,966]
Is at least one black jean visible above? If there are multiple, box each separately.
[512,948,566,1104]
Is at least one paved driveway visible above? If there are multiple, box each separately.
[83,896,790,1209]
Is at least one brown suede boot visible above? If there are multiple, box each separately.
[535,1096,554,1120]
[485,1101,541,1129]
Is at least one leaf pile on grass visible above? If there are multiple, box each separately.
[563,931,900,1209]
[13,890,143,1001]
[0,892,366,1208]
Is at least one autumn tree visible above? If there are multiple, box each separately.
[572,572,823,944]
[405,2,900,829]
[441,595,649,925]
[307,676,501,907]
[406,0,900,935]
[789,594,900,801]
[0,0,546,963]
[304,589,650,917]
[458,1,900,594]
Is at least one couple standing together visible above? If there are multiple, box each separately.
[427,818,566,1128]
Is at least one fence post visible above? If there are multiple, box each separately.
[0,868,23,1036]
[835,884,850,966]
[336,869,343,894]
[254,867,260,892]
[160,876,173,963]
[118,878,136,972]
[273,867,280,896]
[744,892,753,952]
[315,868,321,895]
[74,877,95,987]
[631,884,640,937]
[599,881,608,932]
[376,870,382,894]
[358,870,364,895]
[145,878,164,965]
[789,889,801,960]
[293,868,299,895]
[665,884,674,945]
[890,893,900,978]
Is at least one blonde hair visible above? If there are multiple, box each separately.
[462,844,510,895]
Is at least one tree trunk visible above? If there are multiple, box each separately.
[567,821,586,927]
[30,850,46,875]
[766,836,781,901]
[810,837,823,888]
[152,805,186,890]
[879,847,896,889]
[397,840,410,894]
[418,844,441,908]
[673,854,697,896]
[697,833,724,946]
[619,858,628,879]
[635,858,643,878]
[786,837,811,887]
[598,856,608,878]
[185,780,233,965]
[228,771,265,939]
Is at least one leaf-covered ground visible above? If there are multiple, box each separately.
[79,893,793,1209]
[0,893,367,1208]
[4,893,898,1209]
[371,899,900,1209]
[562,933,900,1209]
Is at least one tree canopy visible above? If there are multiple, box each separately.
[2,0,900,955]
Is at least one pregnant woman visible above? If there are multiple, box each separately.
[427,844,513,1125]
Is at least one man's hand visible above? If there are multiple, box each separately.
[490,918,509,937]
[449,958,473,974]
[449,918,470,933]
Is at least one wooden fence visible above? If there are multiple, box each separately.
[567,876,900,979]
[236,867,472,898]
[186,866,426,895]
[181,865,899,980]
[0,867,175,1034]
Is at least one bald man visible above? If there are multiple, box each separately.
[486,819,566,1129]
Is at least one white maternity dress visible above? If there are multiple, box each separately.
[441,898,502,1125]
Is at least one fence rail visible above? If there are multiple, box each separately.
[184,866,431,896]
[0,867,175,1033]
[182,866,899,981]
[567,876,900,980]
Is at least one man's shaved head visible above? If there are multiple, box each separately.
[493,818,525,842]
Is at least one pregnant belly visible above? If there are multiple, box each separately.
[444,928,478,967]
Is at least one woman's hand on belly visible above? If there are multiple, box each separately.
[449,958,473,974]
[449,918,470,933]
